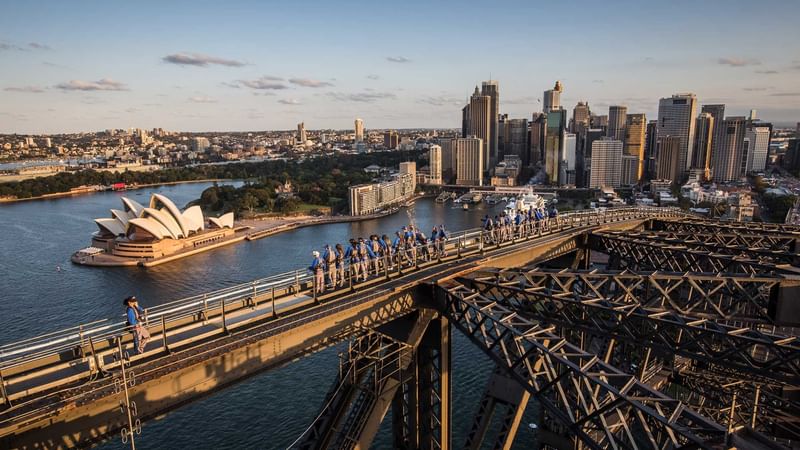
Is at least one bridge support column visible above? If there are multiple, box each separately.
[463,368,530,450]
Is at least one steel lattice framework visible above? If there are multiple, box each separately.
[629,230,799,253]
[460,268,800,385]
[588,231,783,275]
[598,230,800,265]
[439,283,730,449]
[652,218,800,236]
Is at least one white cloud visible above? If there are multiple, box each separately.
[55,79,129,91]
[289,78,333,88]
[387,56,411,63]
[233,76,288,90]
[188,96,218,103]
[162,53,245,67]
[277,98,302,105]
[327,91,396,102]
[4,86,46,93]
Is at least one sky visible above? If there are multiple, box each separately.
[1,0,799,134]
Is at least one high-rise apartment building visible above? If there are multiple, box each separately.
[562,133,577,185]
[657,93,697,180]
[384,130,399,149]
[545,109,566,184]
[456,137,484,186]
[712,116,747,183]
[428,145,442,184]
[354,118,364,142]
[297,122,307,143]
[607,105,628,141]
[500,118,528,161]
[543,80,563,112]
[622,113,646,184]
[438,138,457,183]
[481,80,500,166]
[692,113,715,180]
[399,161,417,193]
[462,87,492,168]
[589,138,623,188]
[581,128,605,188]
[745,126,770,173]
[656,136,682,182]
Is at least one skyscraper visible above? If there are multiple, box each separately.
[643,120,658,180]
[383,130,399,149]
[543,80,563,112]
[297,122,307,143]
[622,113,646,184]
[581,128,605,188]
[354,118,364,143]
[571,101,590,133]
[500,118,528,161]
[589,138,623,188]
[745,126,770,173]
[439,138,458,183]
[655,136,682,182]
[455,137,484,186]
[462,86,492,168]
[481,80,500,166]
[545,109,566,185]
[692,112,715,180]
[712,116,747,183]
[607,105,628,141]
[562,133,577,185]
[657,93,697,180]
[428,145,442,184]
[399,161,417,193]
[529,113,546,166]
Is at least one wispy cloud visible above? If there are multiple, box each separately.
[4,86,46,93]
[327,91,396,102]
[188,96,218,103]
[0,41,51,51]
[387,56,411,63]
[55,78,129,91]
[366,74,380,80]
[417,95,462,107]
[770,92,800,97]
[717,57,760,67]
[230,76,288,90]
[289,78,333,88]
[162,52,245,67]
[277,98,302,105]
[742,87,770,92]
[505,96,539,105]
[755,69,779,74]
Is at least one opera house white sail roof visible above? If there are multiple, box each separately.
[95,193,234,241]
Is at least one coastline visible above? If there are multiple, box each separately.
[0,178,231,204]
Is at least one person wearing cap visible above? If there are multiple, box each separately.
[308,250,325,293]
[124,296,150,354]
[334,243,346,287]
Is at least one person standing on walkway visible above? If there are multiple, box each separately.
[323,244,337,289]
[309,251,325,294]
[124,296,150,354]
[345,239,361,282]
[334,243,346,287]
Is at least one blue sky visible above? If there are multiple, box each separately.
[1,0,799,133]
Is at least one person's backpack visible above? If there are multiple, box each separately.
[371,240,380,253]
[326,249,335,264]
[359,243,367,257]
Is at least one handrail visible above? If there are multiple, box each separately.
[0,206,687,372]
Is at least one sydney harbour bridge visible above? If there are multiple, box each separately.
[1,207,798,449]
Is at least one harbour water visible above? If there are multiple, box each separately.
[0,182,539,449]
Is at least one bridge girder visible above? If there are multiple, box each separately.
[633,230,799,253]
[588,231,783,276]
[438,282,729,450]
[461,269,800,385]
[599,230,800,265]
[652,218,800,236]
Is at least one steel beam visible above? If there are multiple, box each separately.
[463,269,800,385]
[463,368,530,450]
[438,282,729,449]
[652,218,800,236]
[633,230,799,253]
[598,230,800,266]
[588,232,783,275]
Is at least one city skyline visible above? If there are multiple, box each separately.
[2,0,800,134]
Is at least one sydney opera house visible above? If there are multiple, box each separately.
[82,193,236,262]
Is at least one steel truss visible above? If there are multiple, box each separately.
[667,369,800,442]
[461,269,800,385]
[462,368,530,450]
[439,282,729,450]
[631,230,799,253]
[652,218,800,236]
[588,231,782,275]
[598,230,799,265]
[294,312,450,450]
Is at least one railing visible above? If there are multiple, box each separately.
[0,206,686,377]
